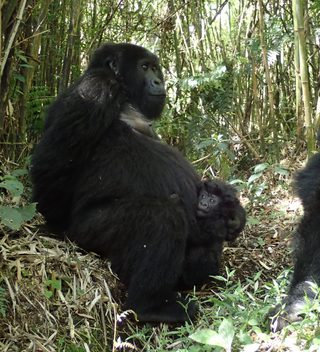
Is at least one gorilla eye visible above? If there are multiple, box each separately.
[141,63,148,70]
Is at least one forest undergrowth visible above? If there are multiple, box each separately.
[1,149,320,352]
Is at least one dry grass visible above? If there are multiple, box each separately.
[0,219,129,351]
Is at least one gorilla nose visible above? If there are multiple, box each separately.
[200,201,208,207]
[150,79,166,96]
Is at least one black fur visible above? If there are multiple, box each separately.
[270,152,320,331]
[31,43,246,323]
[195,179,246,242]
[179,179,246,290]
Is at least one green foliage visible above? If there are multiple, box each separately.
[0,283,8,317]
[126,269,288,351]
[27,85,53,138]
[194,133,236,178]
[44,278,62,299]
[0,170,36,230]
[57,338,87,352]
[189,319,235,351]
[246,162,290,202]
[182,64,234,116]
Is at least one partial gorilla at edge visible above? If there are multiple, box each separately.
[31,43,246,323]
[270,149,320,332]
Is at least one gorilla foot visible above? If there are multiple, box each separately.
[269,281,319,332]
[269,297,313,332]
[131,296,198,323]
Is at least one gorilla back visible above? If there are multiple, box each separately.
[31,43,245,323]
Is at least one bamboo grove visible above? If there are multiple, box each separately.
[1,0,320,163]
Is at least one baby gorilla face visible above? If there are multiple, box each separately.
[197,190,220,217]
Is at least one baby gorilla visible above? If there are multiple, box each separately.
[196,179,246,242]
[179,179,246,289]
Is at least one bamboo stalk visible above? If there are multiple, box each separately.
[293,0,314,152]
[0,0,27,79]
[258,0,279,160]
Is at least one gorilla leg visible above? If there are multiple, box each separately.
[270,214,320,332]
[69,196,197,323]
[178,241,223,290]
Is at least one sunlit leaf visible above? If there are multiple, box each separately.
[0,206,24,230]
[0,176,24,197]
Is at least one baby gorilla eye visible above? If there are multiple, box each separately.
[141,63,148,70]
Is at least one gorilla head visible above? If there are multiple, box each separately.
[88,43,166,119]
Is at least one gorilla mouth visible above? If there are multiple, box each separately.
[196,209,210,217]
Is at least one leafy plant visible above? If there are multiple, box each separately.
[189,319,235,351]
[246,162,289,202]
[44,278,62,299]
[0,169,36,230]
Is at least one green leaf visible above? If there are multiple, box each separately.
[247,172,262,184]
[189,329,225,347]
[247,216,259,225]
[18,203,36,222]
[248,318,259,326]
[196,139,215,149]
[0,176,24,197]
[14,73,26,83]
[217,142,228,151]
[44,290,53,299]
[46,278,62,290]
[218,319,235,351]
[11,169,28,177]
[253,163,269,174]
[0,206,24,230]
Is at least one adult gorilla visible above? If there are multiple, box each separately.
[31,43,246,323]
[270,150,320,331]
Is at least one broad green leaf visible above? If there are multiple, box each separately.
[18,203,36,222]
[189,329,225,348]
[0,206,24,230]
[11,169,28,177]
[0,176,24,197]
[218,319,235,351]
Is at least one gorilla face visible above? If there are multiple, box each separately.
[88,43,166,120]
